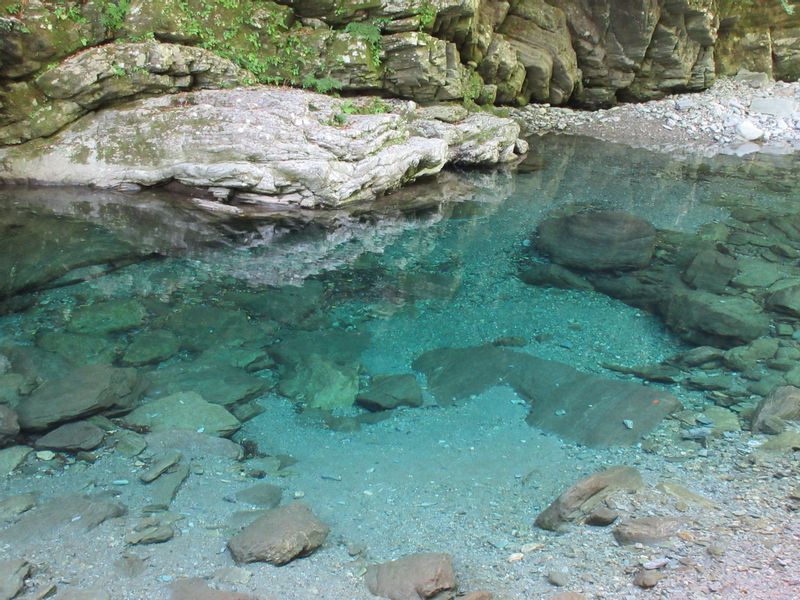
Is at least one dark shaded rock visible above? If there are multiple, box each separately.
[163,305,263,352]
[663,290,770,347]
[585,506,620,527]
[225,280,325,327]
[535,466,643,531]
[278,355,359,410]
[357,374,423,412]
[752,386,800,433]
[66,298,147,334]
[227,502,329,565]
[682,249,737,293]
[365,552,456,600]
[613,517,683,545]
[518,263,593,290]
[16,365,143,431]
[121,330,180,366]
[36,331,119,365]
[34,421,105,451]
[536,211,656,271]
[767,281,800,317]
[413,345,680,447]
[0,406,18,448]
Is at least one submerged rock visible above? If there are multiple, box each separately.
[169,577,259,600]
[536,211,656,271]
[34,421,105,451]
[0,406,19,448]
[0,559,31,600]
[356,374,423,412]
[0,446,30,477]
[125,392,241,437]
[751,386,800,433]
[227,502,329,565]
[66,298,147,334]
[535,466,643,531]
[365,552,457,600]
[121,330,180,366]
[413,345,680,447]
[613,517,683,545]
[15,365,143,431]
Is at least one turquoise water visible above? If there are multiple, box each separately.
[1,135,799,598]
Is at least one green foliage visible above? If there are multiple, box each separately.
[110,63,126,77]
[302,74,344,94]
[101,0,131,31]
[4,2,22,16]
[344,21,383,69]
[417,1,436,30]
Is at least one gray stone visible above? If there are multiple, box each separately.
[15,364,142,431]
[682,249,737,293]
[66,298,147,334]
[536,211,656,271]
[752,386,800,433]
[34,421,105,451]
[147,361,265,409]
[169,577,258,600]
[235,483,283,508]
[749,97,798,118]
[357,374,423,412]
[121,330,180,366]
[0,493,38,521]
[142,463,190,512]
[227,502,329,565]
[365,553,456,600]
[0,446,30,477]
[0,559,30,600]
[0,406,18,448]
[125,392,241,438]
[613,517,683,545]
[767,281,800,317]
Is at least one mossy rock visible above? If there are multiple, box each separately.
[67,298,147,335]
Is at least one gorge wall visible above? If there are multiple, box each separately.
[1,0,799,148]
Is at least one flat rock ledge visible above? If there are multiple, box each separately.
[0,87,524,210]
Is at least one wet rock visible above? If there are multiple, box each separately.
[163,305,262,352]
[142,463,190,512]
[356,374,423,412]
[0,446,31,477]
[147,361,265,409]
[0,492,38,521]
[703,406,741,433]
[226,280,325,327]
[125,392,241,438]
[682,249,737,293]
[547,569,569,587]
[53,588,110,600]
[113,430,148,457]
[0,559,30,600]
[518,263,593,291]
[613,517,683,545]
[656,482,716,509]
[365,552,456,600]
[36,331,119,365]
[758,431,800,452]
[235,483,283,509]
[676,346,725,367]
[140,450,182,483]
[535,466,643,531]
[227,502,329,565]
[414,345,680,447]
[0,494,126,546]
[66,298,147,335]
[145,430,243,461]
[550,594,586,600]
[121,330,180,366]
[723,338,779,371]
[585,506,619,526]
[663,290,770,347]
[731,257,785,289]
[0,406,19,447]
[125,514,177,545]
[767,281,800,317]
[751,386,800,433]
[461,593,493,600]
[535,211,656,271]
[15,364,143,431]
[0,374,24,406]
[34,421,105,451]
[169,577,259,600]
[279,355,359,410]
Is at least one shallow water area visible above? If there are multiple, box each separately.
[0,136,799,599]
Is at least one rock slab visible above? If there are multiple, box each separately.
[365,552,456,600]
[227,502,329,565]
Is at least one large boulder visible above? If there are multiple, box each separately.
[125,392,241,438]
[751,386,800,434]
[15,365,143,432]
[0,88,522,208]
[535,211,656,271]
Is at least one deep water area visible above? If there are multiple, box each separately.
[0,136,799,600]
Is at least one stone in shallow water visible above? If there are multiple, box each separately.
[413,345,680,447]
[766,280,800,317]
[147,362,265,408]
[0,446,30,477]
[356,374,423,412]
[0,406,19,447]
[682,249,738,293]
[613,517,683,545]
[66,298,147,334]
[235,483,282,508]
[0,492,38,521]
[0,559,31,600]
[36,331,119,365]
[278,354,359,410]
[535,466,643,531]
[365,552,456,600]
[34,421,105,451]
[15,364,143,431]
[225,280,326,327]
[751,386,800,433]
[163,305,262,352]
[125,392,240,437]
[227,502,329,565]
[169,577,259,600]
[535,210,656,271]
[121,329,180,366]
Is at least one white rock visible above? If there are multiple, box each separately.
[736,119,764,141]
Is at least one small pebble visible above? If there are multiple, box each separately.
[623,419,634,429]
[547,570,569,587]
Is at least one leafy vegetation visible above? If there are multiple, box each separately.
[343,21,383,69]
